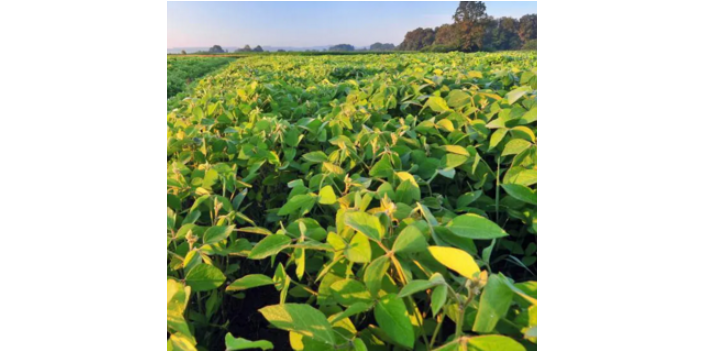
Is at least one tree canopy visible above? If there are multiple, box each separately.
[208,45,225,54]
[369,43,396,51]
[398,1,536,52]
[329,44,355,52]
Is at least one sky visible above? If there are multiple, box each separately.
[167,1,538,49]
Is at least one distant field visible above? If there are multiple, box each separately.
[167,56,236,98]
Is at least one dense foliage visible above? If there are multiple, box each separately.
[167,56,235,98]
[399,1,537,52]
[167,52,538,351]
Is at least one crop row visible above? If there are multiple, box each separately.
[167,56,237,99]
[167,52,537,351]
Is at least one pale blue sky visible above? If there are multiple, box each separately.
[168,1,537,48]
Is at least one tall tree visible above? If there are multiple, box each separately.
[489,17,522,50]
[518,14,538,43]
[398,28,436,51]
[434,23,461,48]
[451,2,489,52]
[253,45,264,52]
[453,1,487,23]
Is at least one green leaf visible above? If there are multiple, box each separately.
[473,275,514,333]
[346,233,372,263]
[185,264,226,292]
[502,139,532,157]
[249,235,291,260]
[395,173,421,204]
[364,256,390,297]
[502,184,537,205]
[318,185,337,205]
[370,155,394,178]
[392,225,427,254]
[259,304,336,346]
[398,280,434,298]
[431,285,448,317]
[425,96,451,112]
[468,335,526,351]
[331,301,374,324]
[278,194,317,216]
[302,151,328,163]
[169,332,197,351]
[344,212,382,241]
[442,154,468,169]
[506,87,531,105]
[330,279,372,307]
[457,191,483,208]
[489,128,509,150]
[446,214,508,240]
[225,333,273,351]
[446,90,471,108]
[203,225,234,244]
[226,274,274,292]
[374,294,414,349]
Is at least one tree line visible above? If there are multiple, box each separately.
[186,2,536,55]
[398,1,536,52]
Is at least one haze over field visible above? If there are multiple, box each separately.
[167,1,537,52]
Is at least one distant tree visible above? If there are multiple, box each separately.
[208,45,225,54]
[453,1,487,23]
[277,49,285,52]
[329,44,355,51]
[434,24,460,49]
[450,2,490,52]
[522,39,537,50]
[518,14,537,43]
[398,28,435,51]
[253,45,264,52]
[487,17,524,51]
[239,45,252,52]
[370,42,396,51]
[181,50,187,55]
[395,1,536,53]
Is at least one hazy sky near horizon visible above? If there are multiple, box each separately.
[168,1,537,48]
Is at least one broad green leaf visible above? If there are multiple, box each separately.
[249,235,291,260]
[353,338,368,351]
[225,333,274,351]
[502,184,537,205]
[473,275,514,333]
[436,119,455,132]
[330,279,372,307]
[344,212,382,241]
[457,191,483,208]
[226,274,274,292]
[501,139,533,156]
[468,335,526,351]
[370,155,394,178]
[364,256,390,297]
[302,151,328,163]
[259,304,336,346]
[323,162,345,175]
[185,264,226,292]
[203,225,234,244]
[346,233,372,263]
[318,185,337,205]
[278,194,317,216]
[374,294,414,349]
[331,301,374,324]
[489,128,509,150]
[446,214,508,240]
[398,280,434,298]
[395,173,421,204]
[169,332,197,351]
[442,154,468,169]
[446,90,471,108]
[425,96,451,112]
[506,87,531,105]
[392,225,427,254]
